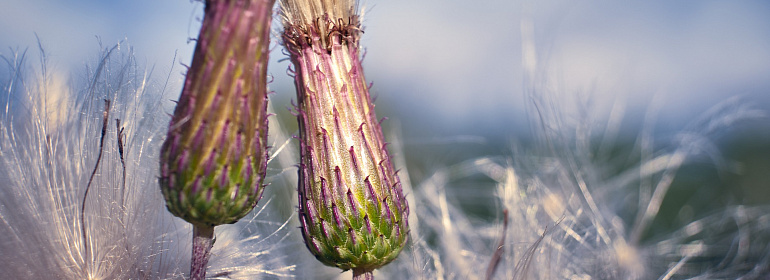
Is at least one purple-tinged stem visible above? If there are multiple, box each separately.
[352,268,374,280]
[190,224,215,280]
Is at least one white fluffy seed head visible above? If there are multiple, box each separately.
[0,42,296,280]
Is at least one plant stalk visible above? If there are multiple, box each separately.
[190,224,215,280]
[352,268,374,280]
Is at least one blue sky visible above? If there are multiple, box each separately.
[2,0,770,140]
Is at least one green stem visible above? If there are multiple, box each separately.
[191,224,215,280]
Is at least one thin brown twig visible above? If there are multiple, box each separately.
[485,208,509,280]
[116,119,126,209]
[81,99,111,274]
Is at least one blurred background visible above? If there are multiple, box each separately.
[2,0,770,263]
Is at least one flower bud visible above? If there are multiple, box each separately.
[280,0,409,272]
[159,0,274,228]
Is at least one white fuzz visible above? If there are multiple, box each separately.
[0,42,295,279]
[0,44,175,279]
[373,94,769,280]
[370,16,770,280]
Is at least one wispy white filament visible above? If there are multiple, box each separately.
[0,42,296,279]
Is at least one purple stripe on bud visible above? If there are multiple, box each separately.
[364,176,379,204]
[394,221,401,239]
[308,237,322,254]
[347,188,358,218]
[300,211,312,237]
[193,121,207,149]
[178,150,190,171]
[206,188,213,204]
[241,155,253,179]
[240,92,251,121]
[314,64,327,79]
[331,203,343,228]
[207,91,222,121]
[169,134,181,160]
[191,176,202,194]
[300,162,312,194]
[304,199,316,227]
[381,198,392,224]
[233,132,243,160]
[219,165,229,189]
[331,107,347,143]
[319,219,330,239]
[334,166,346,199]
[161,163,169,178]
[348,146,360,177]
[379,160,392,196]
[204,149,217,176]
[348,227,357,246]
[320,177,330,207]
[251,175,261,196]
[321,128,331,160]
[392,183,403,213]
[339,84,349,101]
[364,214,372,234]
[218,119,231,150]
[232,78,244,108]
[358,123,376,162]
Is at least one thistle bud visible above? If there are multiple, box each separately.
[280,0,409,274]
[159,0,273,230]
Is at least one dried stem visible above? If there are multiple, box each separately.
[116,119,126,210]
[80,99,111,273]
[485,208,509,280]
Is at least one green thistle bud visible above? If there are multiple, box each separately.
[160,0,273,230]
[280,0,409,274]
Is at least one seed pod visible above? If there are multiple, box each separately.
[280,0,409,273]
[159,0,273,228]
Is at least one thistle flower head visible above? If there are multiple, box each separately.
[159,0,274,228]
[280,0,409,272]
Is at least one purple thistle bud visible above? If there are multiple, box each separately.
[280,0,409,274]
[158,0,276,278]
[159,0,274,229]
